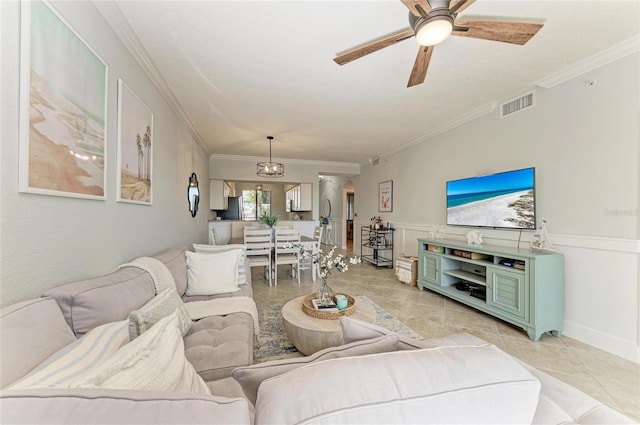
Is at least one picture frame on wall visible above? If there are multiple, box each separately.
[116,79,153,205]
[18,0,108,200]
[379,180,393,212]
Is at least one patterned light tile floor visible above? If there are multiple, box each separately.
[250,251,640,421]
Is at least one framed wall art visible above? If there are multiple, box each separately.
[19,0,108,200]
[379,180,393,212]
[116,79,153,205]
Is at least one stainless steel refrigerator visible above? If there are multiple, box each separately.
[218,196,243,220]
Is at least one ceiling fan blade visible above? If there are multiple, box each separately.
[449,0,476,15]
[452,20,543,45]
[333,29,414,66]
[400,0,432,17]
[407,45,434,87]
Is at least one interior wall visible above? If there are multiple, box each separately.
[0,1,210,307]
[353,53,640,362]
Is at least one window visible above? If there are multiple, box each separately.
[242,189,271,220]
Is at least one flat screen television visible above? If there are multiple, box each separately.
[446,167,536,230]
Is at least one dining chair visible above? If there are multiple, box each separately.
[298,226,323,282]
[274,228,300,286]
[309,226,323,282]
[244,227,272,286]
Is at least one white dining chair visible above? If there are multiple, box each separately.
[309,226,323,282]
[244,227,272,286]
[274,228,300,286]
[298,226,323,282]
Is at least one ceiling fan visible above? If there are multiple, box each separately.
[333,0,543,87]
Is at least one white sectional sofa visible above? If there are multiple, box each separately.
[0,245,635,424]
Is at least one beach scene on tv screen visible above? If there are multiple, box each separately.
[446,168,535,229]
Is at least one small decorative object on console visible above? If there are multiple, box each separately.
[530,218,555,252]
[466,230,483,246]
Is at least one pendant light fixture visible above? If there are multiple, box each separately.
[257,136,284,178]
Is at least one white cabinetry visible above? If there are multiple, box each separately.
[286,183,312,211]
[210,180,230,210]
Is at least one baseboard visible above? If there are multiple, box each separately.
[563,320,640,364]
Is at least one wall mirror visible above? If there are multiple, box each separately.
[188,173,200,217]
[324,198,332,217]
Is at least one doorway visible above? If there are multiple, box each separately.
[346,191,354,251]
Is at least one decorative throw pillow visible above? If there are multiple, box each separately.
[232,334,399,405]
[129,288,192,341]
[192,244,248,285]
[9,320,130,389]
[69,310,211,396]
[185,250,243,296]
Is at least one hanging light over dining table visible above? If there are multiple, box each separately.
[257,136,284,178]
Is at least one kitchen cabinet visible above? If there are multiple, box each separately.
[286,183,312,211]
[210,180,230,210]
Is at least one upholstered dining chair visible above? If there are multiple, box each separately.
[244,227,272,286]
[274,228,300,286]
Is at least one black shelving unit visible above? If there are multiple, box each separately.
[361,226,394,268]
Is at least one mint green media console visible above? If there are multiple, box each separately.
[418,238,564,341]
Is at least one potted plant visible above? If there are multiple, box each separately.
[259,212,279,228]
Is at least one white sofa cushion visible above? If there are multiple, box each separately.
[0,388,251,425]
[193,244,248,285]
[254,344,541,424]
[232,334,399,405]
[69,310,210,395]
[185,250,242,296]
[128,288,191,340]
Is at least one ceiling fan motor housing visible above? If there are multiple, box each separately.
[410,9,456,46]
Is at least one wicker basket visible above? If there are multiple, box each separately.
[301,293,356,320]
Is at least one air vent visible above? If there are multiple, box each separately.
[370,157,381,167]
[500,92,535,118]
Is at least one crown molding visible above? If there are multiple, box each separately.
[534,35,640,88]
[93,1,210,156]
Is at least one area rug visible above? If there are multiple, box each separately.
[254,295,421,364]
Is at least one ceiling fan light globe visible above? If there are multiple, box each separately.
[415,17,453,46]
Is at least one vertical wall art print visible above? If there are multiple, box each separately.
[19,0,108,199]
[117,79,153,205]
[379,180,393,212]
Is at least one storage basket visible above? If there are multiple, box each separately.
[395,256,418,286]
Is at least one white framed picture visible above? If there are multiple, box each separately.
[19,0,108,200]
[379,180,393,212]
[116,79,153,205]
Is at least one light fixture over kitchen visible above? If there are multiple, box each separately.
[257,136,284,178]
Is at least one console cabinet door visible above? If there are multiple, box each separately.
[486,267,528,321]
[419,252,441,287]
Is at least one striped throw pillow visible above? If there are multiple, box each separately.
[9,320,129,389]
[69,310,210,395]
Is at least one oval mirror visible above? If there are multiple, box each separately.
[324,198,332,218]
[188,173,200,217]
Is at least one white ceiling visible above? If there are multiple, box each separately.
[99,1,640,165]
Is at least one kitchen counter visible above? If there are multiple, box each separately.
[208,220,319,244]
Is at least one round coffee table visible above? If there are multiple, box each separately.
[282,295,376,355]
